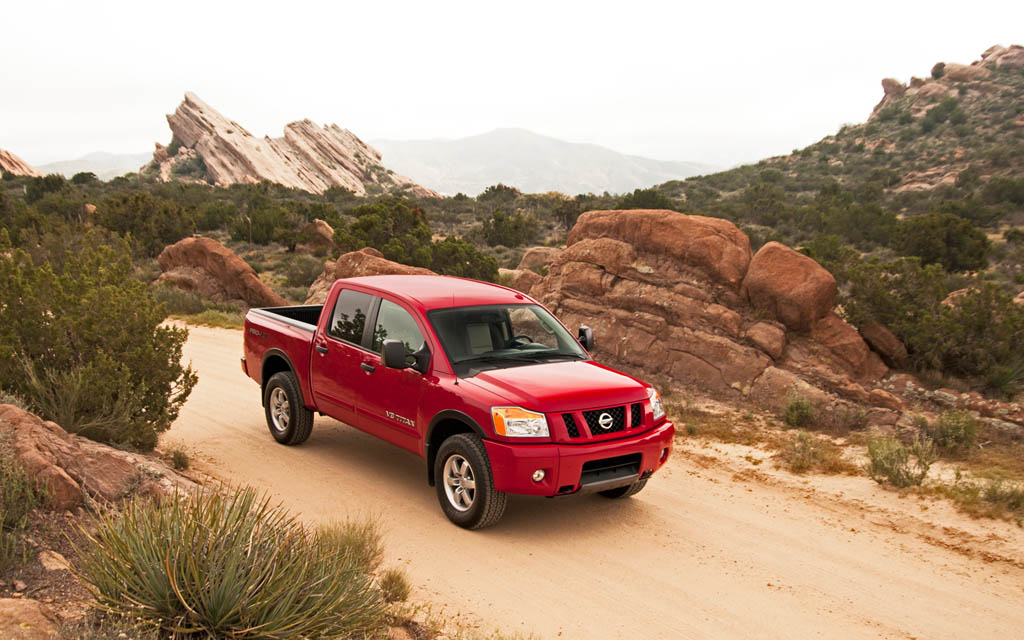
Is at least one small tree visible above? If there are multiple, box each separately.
[0,231,197,450]
[894,212,989,272]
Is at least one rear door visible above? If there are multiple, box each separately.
[352,297,431,453]
[309,288,377,425]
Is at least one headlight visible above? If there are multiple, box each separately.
[648,388,665,422]
[492,407,549,437]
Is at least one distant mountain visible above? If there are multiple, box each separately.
[37,151,152,181]
[372,128,716,196]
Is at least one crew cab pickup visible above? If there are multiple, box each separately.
[242,275,674,528]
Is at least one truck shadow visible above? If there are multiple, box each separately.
[296,418,659,535]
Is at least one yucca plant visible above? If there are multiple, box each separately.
[74,487,387,639]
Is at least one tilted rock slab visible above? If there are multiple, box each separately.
[150,92,440,198]
[0,404,195,511]
[0,148,43,177]
[157,236,287,308]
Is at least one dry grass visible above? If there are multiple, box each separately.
[668,402,768,446]
[775,432,858,475]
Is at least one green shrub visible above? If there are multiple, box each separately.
[784,397,816,428]
[380,567,412,603]
[928,410,979,455]
[894,212,989,272]
[0,233,197,450]
[170,449,189,471]
[481,209,540,247]
[75,488,387,639]
[98,191,195,257]
[195,200,237,231]
[615,187,676,211]
[866,435,937,487]
[777,432,854,475]
[318,518,384,575]
[283,253,325,288]
[151,283,208,315]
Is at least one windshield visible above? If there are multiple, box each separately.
[427,304,588,375]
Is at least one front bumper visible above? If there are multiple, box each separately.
[483,420,675,496]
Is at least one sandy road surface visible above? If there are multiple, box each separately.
[166,326,1024,639]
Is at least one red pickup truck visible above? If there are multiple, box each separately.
[242,275,674,528]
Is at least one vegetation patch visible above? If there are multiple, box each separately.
[866,435,937,487]
[776,432,857,475]
[75,487,388,639]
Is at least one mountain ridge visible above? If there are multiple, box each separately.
[373,128,716,196]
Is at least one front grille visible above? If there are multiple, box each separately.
[563,413,580,438]
[583,405,626,435]
[631,403,644,428]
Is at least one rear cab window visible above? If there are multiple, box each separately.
[327,289,374,346]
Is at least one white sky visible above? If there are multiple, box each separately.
[2,0,1022,166]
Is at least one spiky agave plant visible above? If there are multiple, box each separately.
[74,487,387,638]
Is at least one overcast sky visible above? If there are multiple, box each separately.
[2,1,1022,167]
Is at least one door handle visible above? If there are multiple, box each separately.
[360,362,375,373]
[315,345,328,355]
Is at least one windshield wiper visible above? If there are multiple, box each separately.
[513,351,586,361]
[456,354,539,366]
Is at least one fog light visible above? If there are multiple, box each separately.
[532,469,545,482]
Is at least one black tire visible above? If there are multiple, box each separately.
[263,371,314,445]
[599,478,647,499]
[434,433,507,529]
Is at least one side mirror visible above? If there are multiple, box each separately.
[382,339,408,369]
[411,343,431,374]
[578,325,594,351]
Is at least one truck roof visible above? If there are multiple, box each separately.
[338,275,533,311]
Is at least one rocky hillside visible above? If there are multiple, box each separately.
[0,148,42,177]
[373,128,715,196]
[658,45,1024,239]
[144,93,439,198]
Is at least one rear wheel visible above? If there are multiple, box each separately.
[435,433,507,529]
[599,478,647,499]
[263,371,313,445]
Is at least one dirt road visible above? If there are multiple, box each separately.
[166,326,1024,639]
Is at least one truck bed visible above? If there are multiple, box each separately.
[248,305,323,331]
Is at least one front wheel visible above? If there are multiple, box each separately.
[263,371,314,445]
[435,434,507,529]
[599,478,647,499]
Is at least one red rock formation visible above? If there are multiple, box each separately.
[148,93,440,198]
[516,246,562,272]
[157,237,287,308]
[0,148,43,177]
[741,242,836,332]
[304,248,435,304]
[860,322,909,368]
[0,404,194,510]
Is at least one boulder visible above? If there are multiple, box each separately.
[304,248,434,304]
[0,149,43,178]
[502,268,542,295]
[745,322,786,360]
[299,218,335,251]
[881,77,906,99]
[942,63,991,81]
[0,404,196,510]
[0,599,57,640]
[859,322,909,368]
[567,209,751,288]
[147,92,439,198]
[740,242,836,332]
[157,237,287,308]
[517,246,562,273]
[810,313,889,382]
[992,45,1024,69]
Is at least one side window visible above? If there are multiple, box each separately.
[372,299,425,355]
[328,290,373,345]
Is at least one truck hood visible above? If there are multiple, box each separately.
[461,360,648,413]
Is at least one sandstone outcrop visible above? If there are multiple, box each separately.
[530,210,887,407]
[860,322,909,368]
[517,246,562,272]
[741,242,836,332]
[299,218,335,252]
[0,404,195,510]
[941,63,991,82]
[0,598,57,640]
[0,148,43,177]
[147,93,440,198]
[156,236,287,308]
[305,248,435,304]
